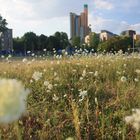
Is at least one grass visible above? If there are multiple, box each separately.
[1,54,140,139]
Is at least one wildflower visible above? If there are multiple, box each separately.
[124,64,127,67]
[94,71,98,77]
[57,61,60,64]
[43,49,47,52]
[82,69,86,77]
[22,58,27,63]
[136,69,140,74]
[32,58,35,62]
[48,84,53,90]
[134,78,139,82]
[95,97,98,106]
[125,109,140,132]
[120,76,127,82]
[0,79,30,123]
[54,72,57,76]
[44,81,49,86]
[31,53,35,57]
[27,51,31,54]
[52,94,59,101]
[1,55,4,58]
[72,69,77,72]
[89,72,93,74]
[32,71,42,81]
[65,137,74,140]
[79,90,87,101]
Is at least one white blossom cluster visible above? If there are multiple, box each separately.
[0,79,30,123]
[125,109,140,132]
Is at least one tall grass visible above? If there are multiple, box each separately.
[0,54,140,139]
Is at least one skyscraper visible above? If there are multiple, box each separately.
[70,4,90,42]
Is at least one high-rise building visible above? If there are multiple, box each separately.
[70,4,90,42]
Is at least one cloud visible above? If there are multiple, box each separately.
[89,15,140,34]
[93,0,114,10]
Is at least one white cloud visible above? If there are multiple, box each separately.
[94,0,114,10]
[89,15,140,34]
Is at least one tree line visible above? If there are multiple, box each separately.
[13,32,70,55]
[72,33,140,53]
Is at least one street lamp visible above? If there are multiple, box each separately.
[133,34,135,53]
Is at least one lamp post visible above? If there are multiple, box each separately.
[133,34,135,53]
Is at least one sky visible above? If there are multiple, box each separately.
[0,0,140,38]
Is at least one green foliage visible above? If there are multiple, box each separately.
[135,40,140,48]
[98,36,132,53]
[72,36,81,48]
[13,31,69,53]
[54,32,69,50]
[0,15,8,32]
[89,33,100,51]
[22,32,38,52]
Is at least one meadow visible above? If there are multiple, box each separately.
[1,53,140,139]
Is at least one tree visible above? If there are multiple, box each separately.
[89,33,100,51]
[13,37,24,55]
[72,36,81,48]
[0,15,8,32]
[22,32,38,54]
[54,31,69,50]
[98,36,132,53]
[38,34,48,51]
[135,40,140,48]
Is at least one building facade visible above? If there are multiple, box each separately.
[100,30,117,41]
[134,34,140,41]
[121,30,136,38]
[70,4,90,42]
[0,29,13,54]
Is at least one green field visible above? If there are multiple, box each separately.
[1,54,140,139]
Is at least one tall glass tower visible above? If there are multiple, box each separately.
[70,4,90,42]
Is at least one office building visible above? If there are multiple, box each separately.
[121,30,136,38]
[70,4,90,42]
[100,30,117,41]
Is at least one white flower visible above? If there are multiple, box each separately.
[94,71,98,77]
[124,64,127,67]
[32,71,43,81]
[31,53,35,57]
[89,72,93,74]
[27,51,31,54]
[48,84,53,90]
[44,81,53,90]
[134,78,139,82]
[44,81,49,86]
[82,69,86,77]
[120,76,127,82]
[136,69,140,74]
[52,94,59,101]
[0,79,30,123]
[125,108,140,132]
[65,137,74,140]
[22,58,27,63]
[79,90,87,100]
[95,97,98,106]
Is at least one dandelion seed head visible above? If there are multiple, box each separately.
[0,79,30,123]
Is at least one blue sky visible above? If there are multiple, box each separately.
[0,0,140,37]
